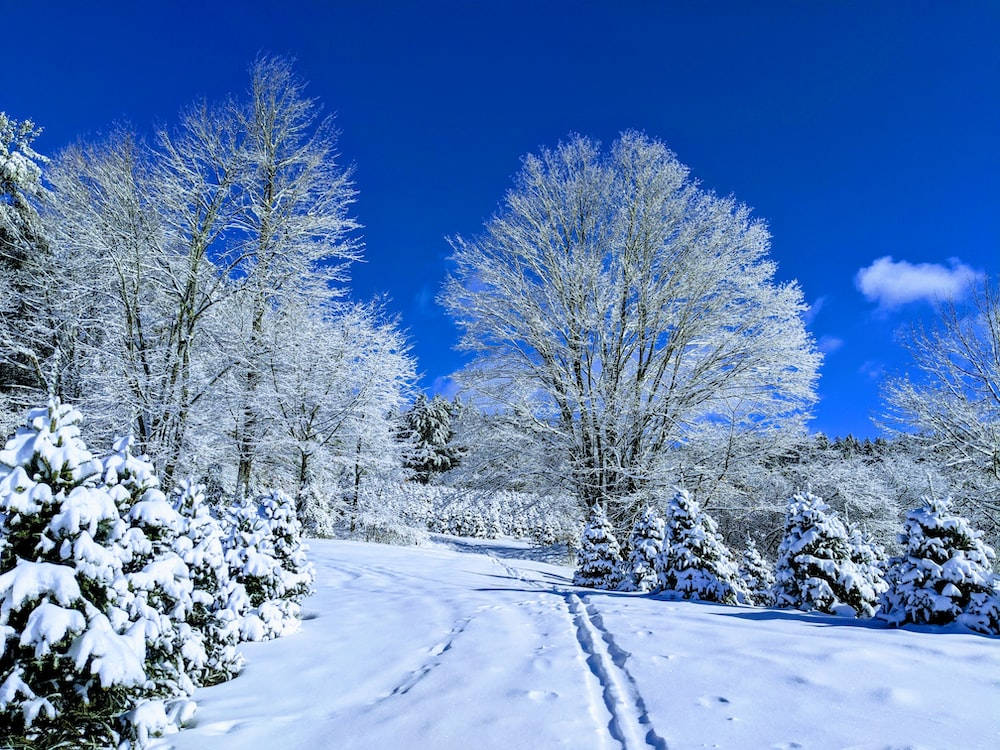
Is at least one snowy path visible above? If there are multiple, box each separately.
[166,538,1000,750]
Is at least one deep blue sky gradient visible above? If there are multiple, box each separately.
[3,1,998,437]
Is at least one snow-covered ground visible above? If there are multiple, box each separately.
[164,537,1000,750]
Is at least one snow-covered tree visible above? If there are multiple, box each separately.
[772,492,883,617]
[883,280,1000,538]
[962,583,1000,636]
[848,523,888,605]
[620,506,665,593]
[0,112,47,267]
[441,131,819,509]
[880,497,996,628]
[104,436,200,721]
[657,489,747,604]
[171,480,245,684]
[227,56,360,498]
[225,489,314,641]
[573,504,623,589]
[402,394,462,483]
[739,537,775,606]
[0,401,153,747]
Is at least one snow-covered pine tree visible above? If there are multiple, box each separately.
[880,497,996,628]
[402,394,462,483]
[620,506,665,593]
[962,581,1000,636]
[848,523,888,605]
[0,400,152,747]
[171,480,245,685]
[105,436,200,723]
[657,489,747,604]
[259,489,315,604]
[739,536,775,606]
[572,503,623,589]
[225,490,314,641]
[772,492,882,617]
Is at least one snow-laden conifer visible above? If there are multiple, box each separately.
[962,582,1000,636]
[880,497,996,628]
[572,503,623,589]
[225,490,314,641]
[104,436,200,724]
[739,536,775,606]
[620,506,665,593]
[0,400,152,747]
[171,480,245,684]
[657,489,747,604]
[848,523,888,606]
[772,492,882,617]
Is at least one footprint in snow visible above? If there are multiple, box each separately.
[696,695,731,707]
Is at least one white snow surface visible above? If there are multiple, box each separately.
[163,537,1000,750]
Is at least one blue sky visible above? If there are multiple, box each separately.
[3,1,997,438]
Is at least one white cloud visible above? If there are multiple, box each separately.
[855,256,983,309]
[431,375,460,400]
[817,335,843,354]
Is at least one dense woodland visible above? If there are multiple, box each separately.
[2,58,999,747]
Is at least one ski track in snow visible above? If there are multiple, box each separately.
[565,593,669,750]
[479,542,667,750]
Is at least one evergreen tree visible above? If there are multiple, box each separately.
[880,497,996,627]
[657,489,747,604]
[259,489,315,603]
[171,480,245,685]
[772,492,883,617]
[402,394,462,483]
[0,401,152,747]
[225,490,314,641]
[848,523,889,605]
[620,506,665,593]
[739,536,775,606]
[573,504,623,589]
[104,436,200,722]
[962,582,1000,636]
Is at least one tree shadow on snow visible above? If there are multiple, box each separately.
[715,609,999,639]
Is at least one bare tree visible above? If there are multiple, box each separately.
[228,56,360,497]
[883,281,1000,530]
[441,132,819,509]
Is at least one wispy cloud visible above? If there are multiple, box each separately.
[855,256,982,309]
[803,295,827,326]
[817,335,844,354]
[858,360,885,381]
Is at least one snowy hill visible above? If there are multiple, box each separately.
[164,538,1000,750]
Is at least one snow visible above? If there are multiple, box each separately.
[160,537,1000,750]
[0,560,81,614]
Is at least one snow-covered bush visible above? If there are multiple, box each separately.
[573,504,623,589]
[880,497,996,629]
[172,480,245,685]
[0,401,151,747]
[620,506,665,593]
[772,492,884,617]
[739,537,775,606]
[225,490,315,641]
[657,489,747,604]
